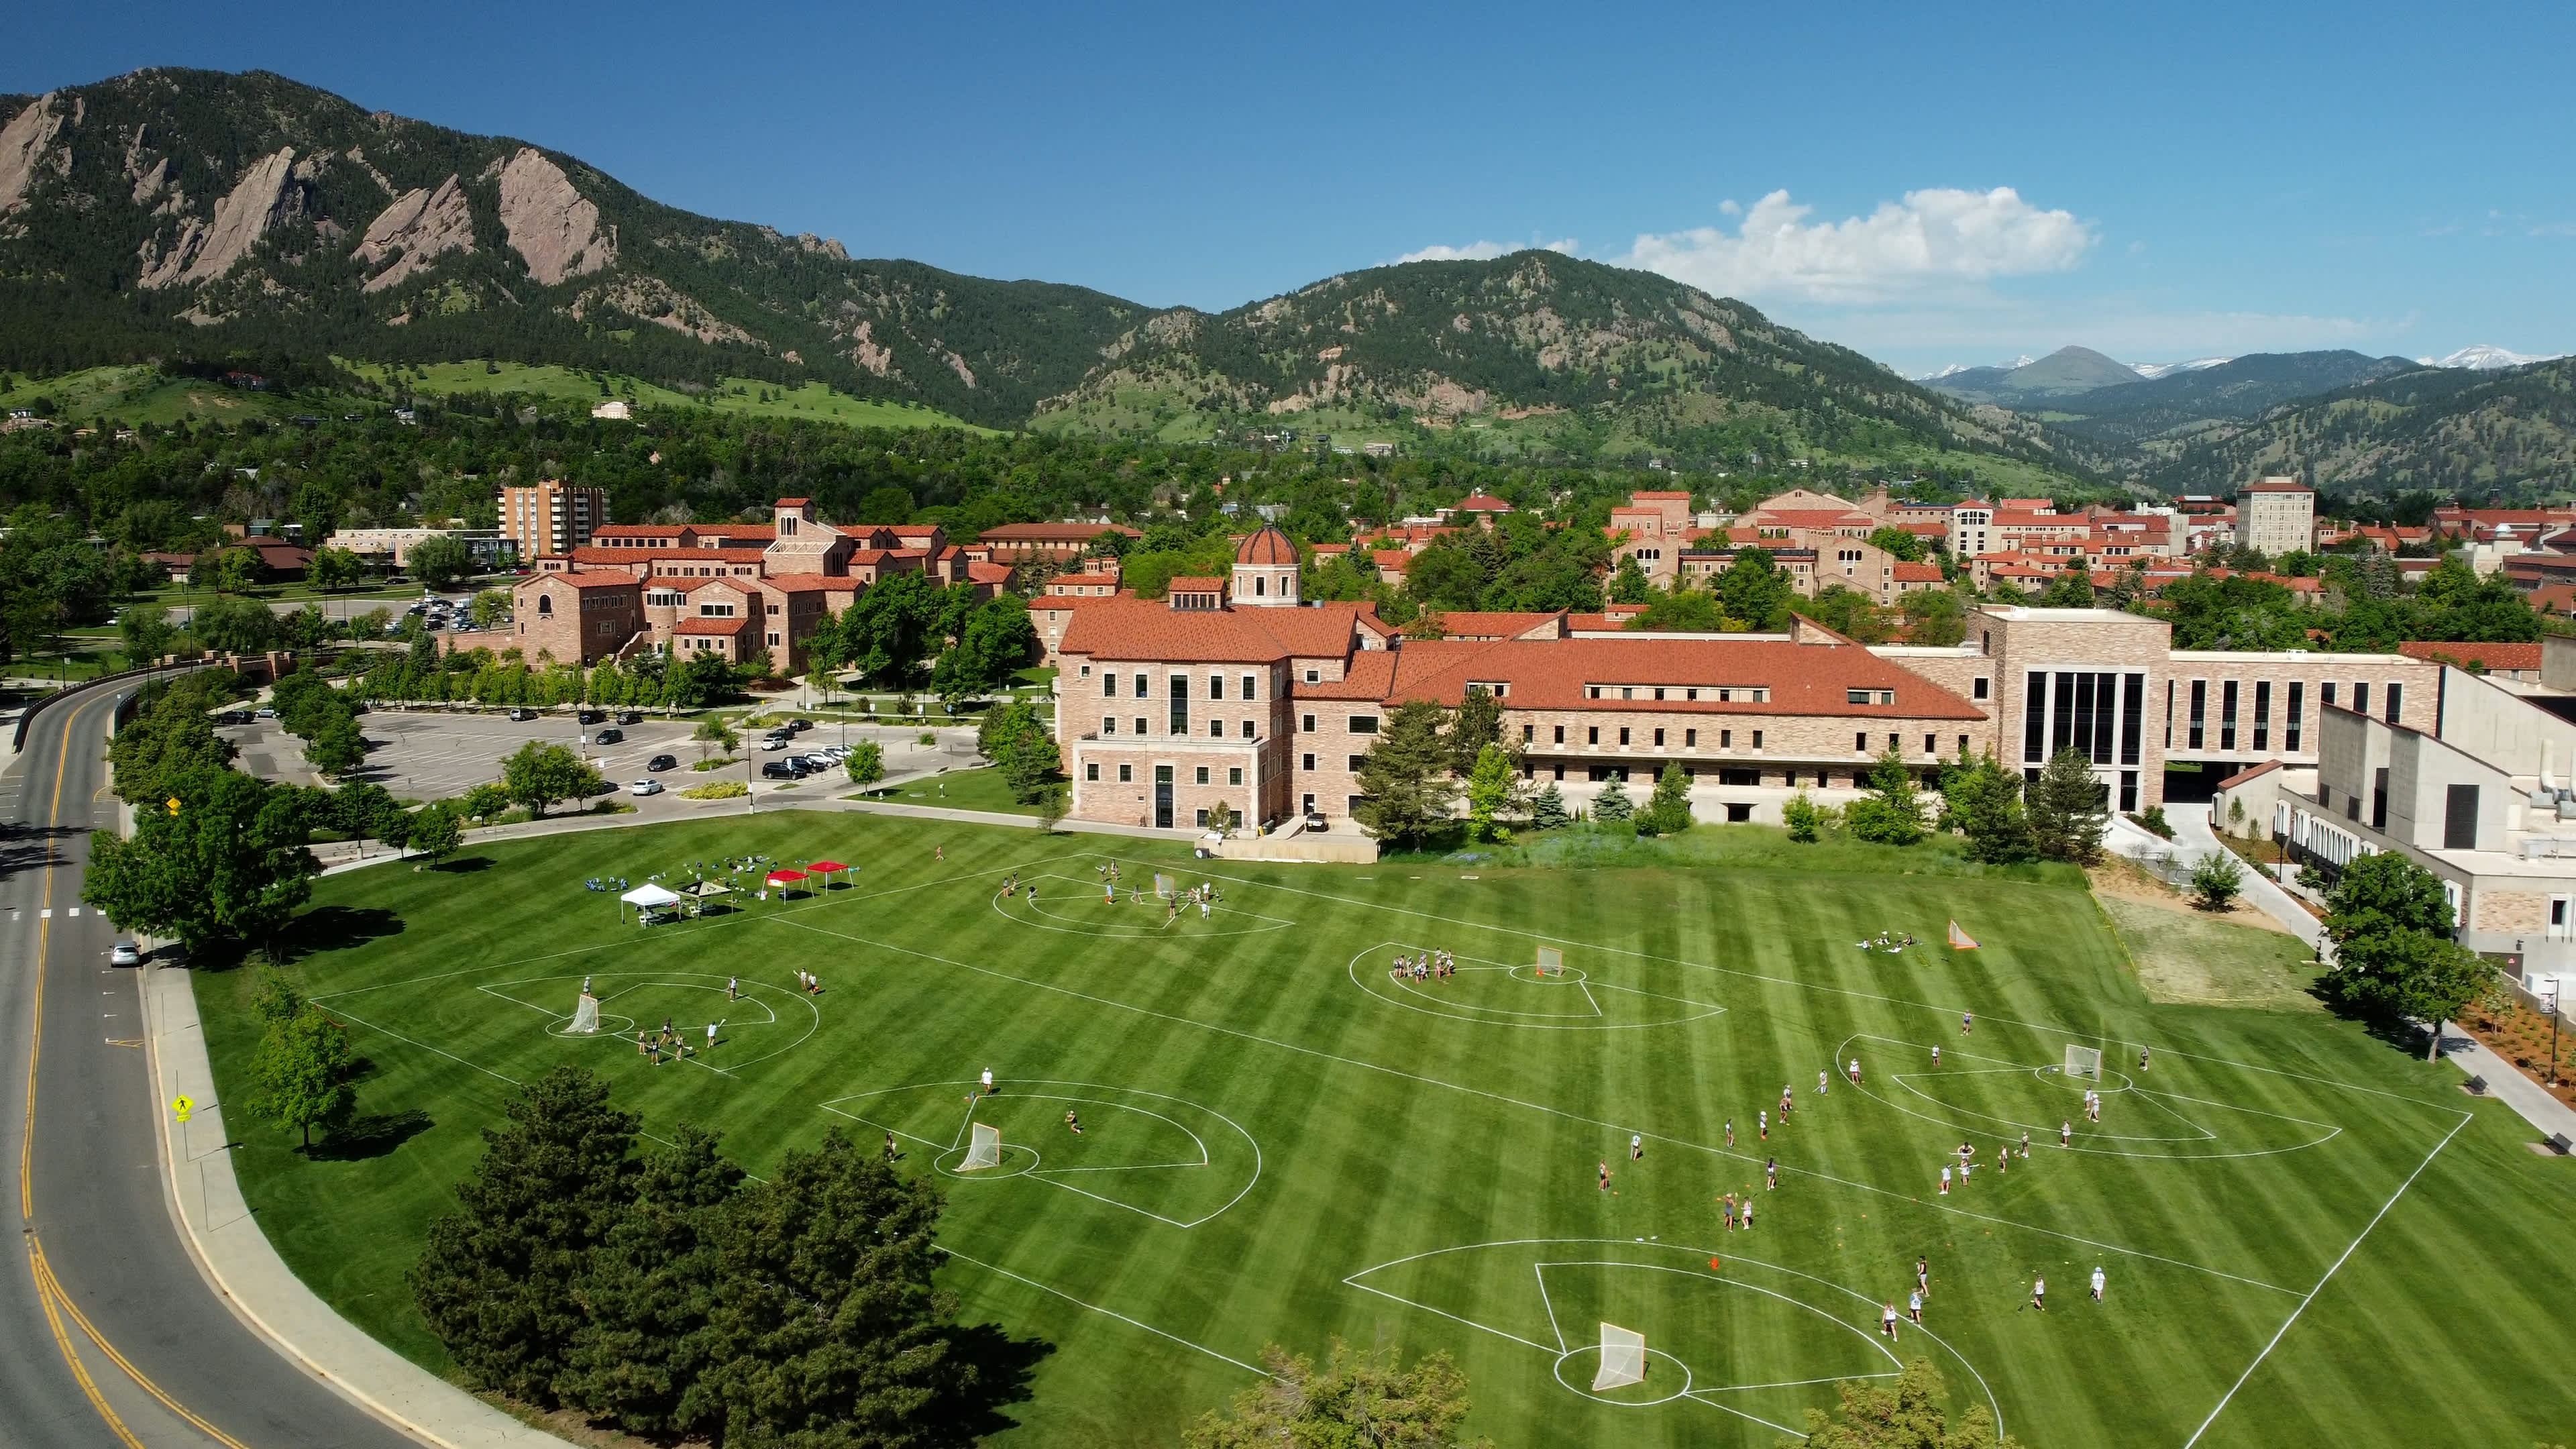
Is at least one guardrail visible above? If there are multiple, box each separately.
[9,661,208,753]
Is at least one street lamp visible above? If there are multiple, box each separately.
[2544,977,2563,1088]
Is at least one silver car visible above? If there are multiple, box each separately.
[111,939,141,966]
[629,780,663,797]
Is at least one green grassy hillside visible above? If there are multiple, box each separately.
[338,360,997,432]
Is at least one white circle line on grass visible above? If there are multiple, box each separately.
[822,1078,1262,1229]
[1346,1238,1994,1434]
[993,871,1297,938]
[1344,943,1727,1030]
[479,974,818,1071]
[1550,1345,1695,1407]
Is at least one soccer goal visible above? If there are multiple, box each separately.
[2063,1044,2103,1081]
[960,1122,1002,1171]
[568,993,600,1035]
[1536,946,1564,978]
[1154,873,1176,900]
[1591,1322,1646,1391]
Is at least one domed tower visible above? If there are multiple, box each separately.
[1231,525,1300,606]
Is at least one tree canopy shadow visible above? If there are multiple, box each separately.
[280,904,405,959]
[427,855,495,873]
[926,1320,1053,1444]
[0,822,80,887]
[312,1108,433,1161]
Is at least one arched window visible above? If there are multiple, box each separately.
[537,594,553,616]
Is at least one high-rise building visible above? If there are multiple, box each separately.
[2236,478,2315,557]
[498,480,611,560]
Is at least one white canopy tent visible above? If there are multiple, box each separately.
[620,882,685,922]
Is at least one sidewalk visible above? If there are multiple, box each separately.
[2113,802,2322,948]
[2438,1027,2576,1146]
[142,963,570,1446]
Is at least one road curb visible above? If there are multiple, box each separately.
[141,963,573,1447]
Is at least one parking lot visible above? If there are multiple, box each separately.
[223,706,981,820]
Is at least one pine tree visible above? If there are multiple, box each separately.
[1527,780,1572,831]
[1592,776,1634,822]
[1352,700,1458,847]
[2027,747,2109,864]
[1949,755,2037,863]
[1844,747,1926,846]
[1637,760,1694,837]
[555,1126,743,1436]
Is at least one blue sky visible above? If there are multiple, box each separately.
[13,1,2576,373]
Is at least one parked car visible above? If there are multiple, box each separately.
[1304,809,1327,832]
[217,710,254,725]
[577,709,606,724]
[760,736,791,751]
[820,745,851,759]
[799,753,837,771]
[110,939,141,967]
[616,710,643,724]
[761,760,802,780]
[593,728,624,745]
[507,708,537,722]
[787,718,814,733]
[254,706,278,719]
[629,779,663,796]
[645,753,678,772]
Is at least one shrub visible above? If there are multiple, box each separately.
[680,780,749,800]
[2190,850,2245,911]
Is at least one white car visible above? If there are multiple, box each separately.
[111,939,141,966]
[761,736,790,751]
[629,779,663,796]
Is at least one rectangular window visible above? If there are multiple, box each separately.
[1925,733,1937,755]
[1195,808,1210,828]
[2353,682,2369,717]
[2121,674,2144,766]
[1856,731,1869,753]
[2385,682,2402,723]
[1195,767,1210,785]
[1242,674,1256,700]
[1554,725,1566,744]
[1588,727,1600,745]
[1134,716,1148,735]
[1102,672,1118,697]
[2254,680,2272,752]
[1523,724,1535,743]
[2025,671,2049,762]
[2164,679,2174,749]
[1350,716,1378,734]
[1169,674,1189,735]
[2220,680,2239,752]
[1301,714,1315,732]
[2444,783,2479,849]
[2119,770,2138,813]
[1084,762,1099,782]
[1210,720,1224,739]
[2372,766,2389,830]
[2321,681,2336,709]
[1228,767,1243,786]
[2287,682,2304,751]
[1847,688,1872,704]
[2073,672,2096,759]
[1752,730,1763,749]
[1721,729,1732,748]
[2092,672,2116,765]
[2053,672,2077,757]
[2188,679,2206,750]
[1241,720,1255,739]
[1686,729,1697,747]
[1652,729,1664,747]
[1209,674,1225,700]
[1348,755,1366,771]
[1118,763,1132,783]
[1301,753,1315,771]
[1619,728,1632,745]
[2553,897,2572,940]
[1103,717,1116,735]
[1973,676,1990,700]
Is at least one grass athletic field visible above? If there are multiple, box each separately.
[201,812,2576,1446]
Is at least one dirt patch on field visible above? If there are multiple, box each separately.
[2091,861,2322,1011]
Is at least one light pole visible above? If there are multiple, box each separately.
[2545,978,2562,1088]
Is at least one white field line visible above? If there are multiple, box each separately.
[938,1248,1265,1377]
[775,914,2304,1296]
[2179,1112,2472,1448]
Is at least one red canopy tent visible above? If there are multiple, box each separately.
[806,859,851,890]
[764,867,810,897]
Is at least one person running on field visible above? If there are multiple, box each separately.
[1766,1157,1776,1190]
[1740,1194,1754,1230]
[1931,1044,1941,1067]
[1882,1302,1900,1340]
[2021,1128,2031,1159]
[1939,1165,1952,1195]
[1917,1256,1930,1297]
[727,975,739,1002]
[1065,1110,1083,1135]
[1819,1069,1829,1095]
[981,1067,996,1095]
[2141,1044,2151,1071]
[1849,1057,1862,1084]
[1630,1134,1643,1161]
[2061,1119,2072,1147]
[2031,1276,2047,1311]
[1909,1289,1923,1324]
[885,1132,898,1161]
[637,1030,650,1058]
[1760,1109,1769,1141]
[1996,1141,2009,1175]
[2090,1265,2106,1301]
[1725,1118,1735,1148]
[1963,1010,1973,1035]
[706,1020,719,1052]
[1599,1161,1611,1191]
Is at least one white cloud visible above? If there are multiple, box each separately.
[1394,237,1577,264]
[1615,188,2094,303]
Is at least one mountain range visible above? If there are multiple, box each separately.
[0,68,2089,484]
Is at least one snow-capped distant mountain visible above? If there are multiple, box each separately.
[2418,344,2565,370]
[1915,363,1972,380]
[2126,357,2233,380]
[1911,355,2035,382]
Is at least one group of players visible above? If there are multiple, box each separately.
[1389,948,1459,983]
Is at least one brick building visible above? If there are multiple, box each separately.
[498,480,612,559]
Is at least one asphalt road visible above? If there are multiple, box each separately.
[1,678,421,1446]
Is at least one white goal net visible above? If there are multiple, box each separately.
[961,1122,1002,1171]
[568,994,600,1034]
[1536,946,1563,977]
[1592,1322,1646,1391]
[2063,1044,2103,1081]
[1155,873,1176,900]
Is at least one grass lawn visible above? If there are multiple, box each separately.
[0,364,369,426]
[203,815,2576,1446]
[335,360,996,432]
[856,765,1042,816]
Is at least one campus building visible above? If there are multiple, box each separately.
[2236,478,2316,557]
[498,480,612,559]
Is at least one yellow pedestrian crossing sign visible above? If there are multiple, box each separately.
[166,797,181,816]
[171,1095,193,1123]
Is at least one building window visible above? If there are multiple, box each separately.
[1350,715,1379,734]
[2372,766,2389,830]
[1103,673,1118,698]
[1301,714,1316,732]
[2444,783,2479,849]
[1103,718,1116,735]
[2385,682,2402,722]
[2321,682,2336,710]
[1085,763,1099,782]
[2287,682,2304,751]
[2025,671,2050,762]
[2352,682,2369,716]
[1685,729,1697,747]
[2253,681,2271,751]
[1118,764,1133,783]
[1348,755,1366,771]
[1134,717,1148,735]
[1856,731,1869,753]
[1242,675,1256,700]
[1301,753,1315,771]
[1209,674,1226,700]
[1228,767,1243,786]
[1305,669,1321,684]
[1169,674,1190,735]
[1721,730,1731,748]
[2121,674,2144,765]
[1554,725,1566,744]
[1522,724,1534,743]
[1587,727,1600,745]
[1241,720,1255,739]
[768,633,781,645]
[2220,680,2239,751]
[1195,808,1210,826]
[1925,734,1937,755]
[1752,731,1764,749]
[1973,676,1990,700]
[1195,766,1210,785]
[2188,679,2206,750]
[1210,720,1224,739]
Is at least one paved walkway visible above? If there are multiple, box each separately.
[2110,802,2323,947]
[142,961,570,1446]
[2438,1027,2576,1146]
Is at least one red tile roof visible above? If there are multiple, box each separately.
[2396,641,2544,671]
[531,571,641,591]
[1452,492,1516,512]
[1059,598,1382,665]
[1235,525,1299,565]
[1892,561,1945,582]
[674,615,753,635]
[1423,610,1566,641]
[977,522,1143,543]
[2216,760,2284,790]
[757,574,857,594]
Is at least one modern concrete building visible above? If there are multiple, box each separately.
[498,480,612,559]
[2236,478,2316,557]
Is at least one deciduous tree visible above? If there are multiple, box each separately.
[1638,759,1695,837]
[501,741,604,818]
[248,1004,355,1151]
[83,767,317,955]
[1845,747,1926,846]
[1185,1340,1489,1449]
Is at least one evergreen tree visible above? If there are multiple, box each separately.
[1843,747,1926,846]
[1448,687,1506,775]
[1592,776,1635,823]
[555,1126,743,1436]
[1352,701,1458,848]
[1527,780,1572,831]
[698,1129,969,1444]
[1947,755,2037,864]
[2026,747,2109,864]
[412,1067,640,1408]
[1638,760,1694,837]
